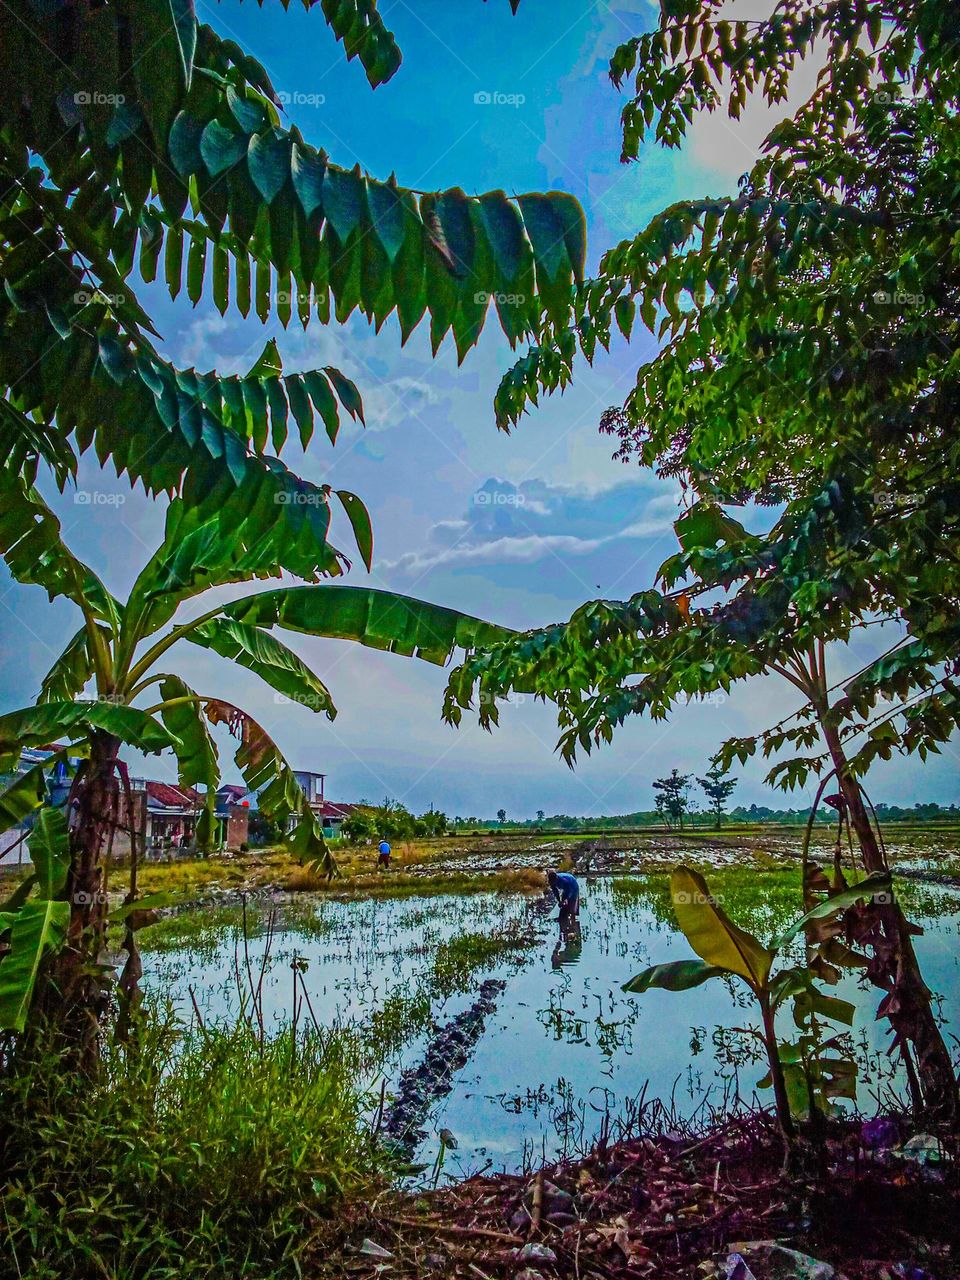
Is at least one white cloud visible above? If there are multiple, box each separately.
[383,475,680,575]
[687,1,830,181]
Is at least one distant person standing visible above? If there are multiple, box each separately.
[547,869,580,930]
[377,838,391,870]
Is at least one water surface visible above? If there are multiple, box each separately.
[144,874,960,1179]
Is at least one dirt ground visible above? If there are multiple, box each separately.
[312,1117,959,1280]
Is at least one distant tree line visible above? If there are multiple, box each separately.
[458,800,959,832]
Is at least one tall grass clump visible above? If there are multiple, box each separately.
[0,1007,384,1280]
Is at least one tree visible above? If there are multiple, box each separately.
[444,0,960,1122]
[420,808,448,837]
[497,807,507,825]
[0,478,506,1039]
[0,0,594,1048]
[341,809,378,845]
[652,769,691,830]
[0,0,585,586]
[698,762,737,829]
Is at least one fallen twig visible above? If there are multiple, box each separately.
[529,1169,544,1235]
[383,1217,522,1245]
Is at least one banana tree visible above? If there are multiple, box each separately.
[622,865,892,1147]
[0,475,508,1040]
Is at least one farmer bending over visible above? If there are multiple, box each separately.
[377,838,391,870]
[547,869,580,929]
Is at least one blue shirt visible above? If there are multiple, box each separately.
[551,872,579,906]
[378,841,391,855]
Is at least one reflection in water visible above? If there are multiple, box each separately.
[551,922,583,970]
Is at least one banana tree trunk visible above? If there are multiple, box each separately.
[759,991,796,1146]
[820,718,958,1125]
[45,730,121,1051]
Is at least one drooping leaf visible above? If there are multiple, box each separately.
[186,619,336,717]
[202,699,334,876]
[670,865,774,991]
[771,873,893,951]
[38,627,102,703]
[0,898,70,1032]
[157,675,220,792]
[221,585,511,665]
[28,806,70,901]
[622,958,726,994]
[335,491,373,571]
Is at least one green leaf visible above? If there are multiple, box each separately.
[248,129,291,204]
[322,164,365,242]
[303,370,339,443]
[622,959,725,993]
[169,111,204,178]
[248,338,283,379]
[675,502,752,553]
[186,619,336,717]
[0,764,51,834]
[517,193,568,281]
[221,585,511,666]
[0,479,120,626]
[109,890,179,922]
[336,490,373,570]
[200,119,248,176]
[0,702,176,759]
[291,143,326,218]
[28,806,70,901]
[771,873,893,951]
[0,898,70,1032]
[131,0,188,151]
[157,675,220,792]
[324,365,365,424]
[167,0,198,88]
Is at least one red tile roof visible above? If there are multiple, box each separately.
[146,781,202,809]
[313,801,363,819]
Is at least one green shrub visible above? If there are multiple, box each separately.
[0,1009,383,1279]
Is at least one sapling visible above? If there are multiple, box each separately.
[622,865,891,1147]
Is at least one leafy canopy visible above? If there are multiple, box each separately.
[0,0,584,584]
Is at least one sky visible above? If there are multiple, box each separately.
[3,0,957,818]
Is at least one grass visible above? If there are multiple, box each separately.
[429,921,535,999]
[124,895,335,958]
[111,846,547,904]
[610,863,806,944]
[0,1007,385,1280]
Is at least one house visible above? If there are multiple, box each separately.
[213,784,253,849]
[313,801,363,838]
[216,782,256,810]
[128,780,202,854]
[117,779,250,857]
[293,771,325,806]
[285,772,361,837]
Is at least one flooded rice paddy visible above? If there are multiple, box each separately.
[142,866,960,1182]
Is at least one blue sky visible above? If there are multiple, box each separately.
[3,1,957,817]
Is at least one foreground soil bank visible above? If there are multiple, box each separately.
[311,1118,959,1280]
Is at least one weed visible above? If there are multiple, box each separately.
[429,922,534,999]
[0,1006,385,1280]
